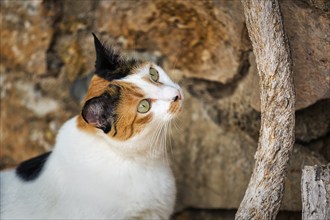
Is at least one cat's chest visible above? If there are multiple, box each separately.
[64,158,175,212]
[103,162,173,199]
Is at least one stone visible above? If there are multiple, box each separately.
[54,34,94,81]
[173,209,235,220]
[183,53,261,142]
[14,81,60,117]
[281,0,330,109]
[295,99,330,143]
[44,0,97,79]
[95,0,251,84]
[0,0,53,75]
[0,71,64,169]
[171,87,256,210]
[302,0,330,11]
[172,209,301,220]
[0,0,329,216]
[173,68,327,211]
[249,0,330,111]
[306,135,330,162]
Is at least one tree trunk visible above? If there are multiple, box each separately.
[235,1,295,220]
[302,164,330,220]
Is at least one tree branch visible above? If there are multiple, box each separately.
[235,0,295,219]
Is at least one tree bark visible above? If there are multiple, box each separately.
[302,164,330,220]
[235,1,295,220]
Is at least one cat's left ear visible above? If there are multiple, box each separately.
[81,93,116,133]
[92,33,122,80]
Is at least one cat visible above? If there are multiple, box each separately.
[0,33,183,220]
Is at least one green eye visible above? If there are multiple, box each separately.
[137,99,151,113]
[149,67,159,82]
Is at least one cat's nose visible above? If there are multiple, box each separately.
[172,90,183,102]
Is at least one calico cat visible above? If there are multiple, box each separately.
[0,33,183,219]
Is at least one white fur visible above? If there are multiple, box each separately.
[0,63,183,220]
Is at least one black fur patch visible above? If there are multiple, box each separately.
[82,84,121,133]
[16,152,51,181]
[92,33,142,81]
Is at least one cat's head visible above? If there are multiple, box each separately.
[77,34,183,141]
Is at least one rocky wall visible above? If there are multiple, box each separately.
[1,0,329,217]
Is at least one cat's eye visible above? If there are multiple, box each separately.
[137,99,151,113]
[149,68,159,82]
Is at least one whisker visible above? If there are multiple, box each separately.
[152,121,166,159]
[173,118,183,133]
[166,118,172,163]
[152,123,164,157]
[146,113,182,163]
[163,121,169,164]
[167,121,174,158]
[154,126,162,158]
[148,121,163,158]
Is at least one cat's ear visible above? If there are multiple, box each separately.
[81,93,114,133]
[92,33,121,79]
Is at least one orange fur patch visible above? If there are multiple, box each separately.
[83,75,111,102]
[108,81,152,140]
[77,78,153,140]
[168,101,181,115]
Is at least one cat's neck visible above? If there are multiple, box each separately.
[54,116,170,165]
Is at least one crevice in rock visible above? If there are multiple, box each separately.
[296,131,330,162]
[184,77,235,101]
[295,98,330,143]
[43,0,65,78]
[172,207,301,220]
[286,0,330,12]
[296,132,330,146]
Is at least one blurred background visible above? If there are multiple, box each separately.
[0,0,329,219]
